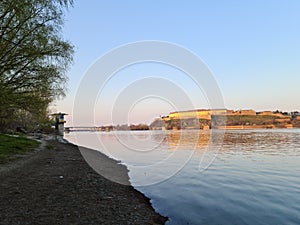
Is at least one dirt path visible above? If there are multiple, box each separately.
[0,138,167,225]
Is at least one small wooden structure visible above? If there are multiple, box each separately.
[52,112,67,136]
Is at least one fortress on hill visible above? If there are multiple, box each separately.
[149,109,300,130]
[67,109,300,132]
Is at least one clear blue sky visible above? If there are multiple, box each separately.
[57,0,300,125]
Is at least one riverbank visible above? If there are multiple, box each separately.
[0,136,167,225]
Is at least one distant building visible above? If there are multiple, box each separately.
[52,112,67,136]
[257,111,275,116]
[162,109,227,121]
[159,108,294,130]
[226,109,256,116]
[257,111,290,118]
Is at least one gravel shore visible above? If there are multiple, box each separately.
[0,137,167,225]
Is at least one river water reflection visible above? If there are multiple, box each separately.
[65,129,300,225]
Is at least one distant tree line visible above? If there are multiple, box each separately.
[113,124,150,131]
[0,0,74,132]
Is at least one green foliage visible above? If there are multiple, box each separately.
[0,134,39,163]
[129,124,149,130]
[0,0,74,132]
[149,118,165,129]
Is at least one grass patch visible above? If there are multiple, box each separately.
[46,144,54,150]
[0,134,40,164]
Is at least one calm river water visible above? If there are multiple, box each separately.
[65,129,300,225]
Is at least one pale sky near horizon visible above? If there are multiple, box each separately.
[56,0,300,126]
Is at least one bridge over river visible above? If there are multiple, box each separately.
[65,126,113,132]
